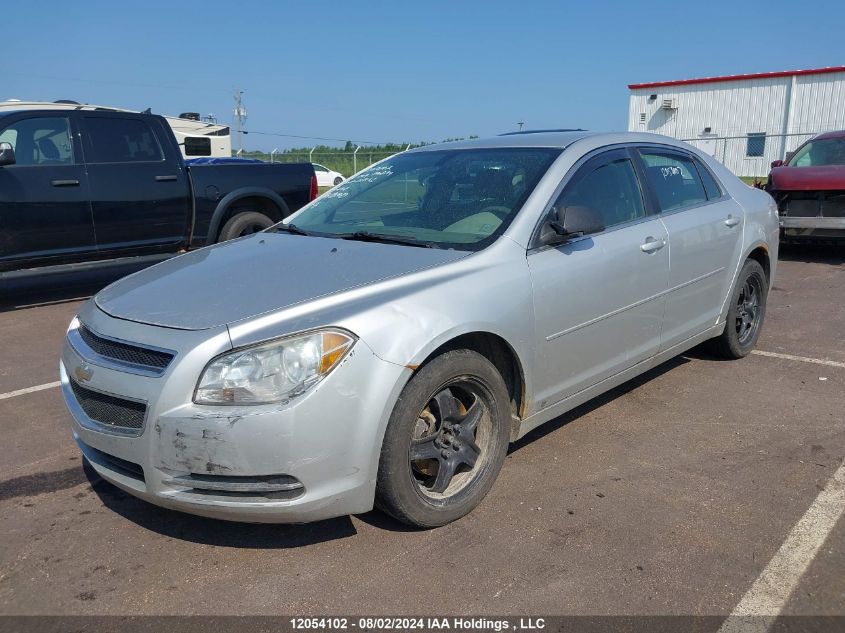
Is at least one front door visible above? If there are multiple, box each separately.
[0,114,96,270]
[81,114,191,254]
[528,149,670,409]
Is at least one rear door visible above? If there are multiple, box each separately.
[0,113,96,269]
[81,114,191,254]
[527,148,670,408]
[635,147,745,351]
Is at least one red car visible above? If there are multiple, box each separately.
[767,130,845,242]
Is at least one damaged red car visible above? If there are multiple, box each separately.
[767,130,845,242]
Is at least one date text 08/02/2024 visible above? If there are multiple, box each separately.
[289,617,546,631]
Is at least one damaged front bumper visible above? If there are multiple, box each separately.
[60,302,410,523]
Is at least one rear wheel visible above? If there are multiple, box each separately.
[707,259,768,359]
[376,349,511,528]
[217,211,274,242]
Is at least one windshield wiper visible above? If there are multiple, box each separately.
[269,222,311,236]
[337,231,434,248]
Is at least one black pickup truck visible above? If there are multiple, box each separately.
[0,109,316,281]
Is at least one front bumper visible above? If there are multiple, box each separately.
[61,302,410,523]
[779,217,845,229]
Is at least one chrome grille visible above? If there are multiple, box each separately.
[69,380,146,432]
[77,324,174,371]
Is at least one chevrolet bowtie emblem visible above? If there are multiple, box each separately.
[74,364,93,383]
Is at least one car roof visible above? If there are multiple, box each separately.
[812,130,845,140]
[406,130,694,153]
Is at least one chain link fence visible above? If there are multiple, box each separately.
[267,151,400,177]
[680,132,819,179]
[258,131,831,180]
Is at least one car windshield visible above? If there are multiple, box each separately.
[788,138,845,167]
[286,147,560,250]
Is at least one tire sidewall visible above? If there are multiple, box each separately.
[376,349,511,528]
[725,259,768,357]
[218,211,274,242]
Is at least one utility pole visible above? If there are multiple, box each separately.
[517,120,525,131]
[234,90,247,153]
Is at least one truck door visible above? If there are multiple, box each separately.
[80,114,191,254]
[0,113,96,270]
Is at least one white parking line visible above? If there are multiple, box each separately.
[718,459,845,633]
[751,350,845,369]
[0,381,61,401]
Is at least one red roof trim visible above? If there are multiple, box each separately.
[628,66,845,90]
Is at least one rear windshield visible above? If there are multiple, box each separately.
[288,148,560,250]
[788,139,845,167]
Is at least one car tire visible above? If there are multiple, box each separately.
[217,211,275,242]
[375,349,511,528]
[706,258,768,359]
[333,176,343,186]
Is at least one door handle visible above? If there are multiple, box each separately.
[155,175,178,182]
[724,216,741,227]
[640,237,666,253]
[50,179,80,187]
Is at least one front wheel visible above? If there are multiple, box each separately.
[333,176,343,186]
[376,349,511,528]
[707,259,768,358]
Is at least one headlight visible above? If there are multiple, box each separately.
[194,329,356,405]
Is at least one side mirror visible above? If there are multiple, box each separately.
[540,205,605,246]
[770,159,783,169]
[0,142,15,167]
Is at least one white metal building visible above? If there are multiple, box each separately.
[627,66,845,177]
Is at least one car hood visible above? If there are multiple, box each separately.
[769,165,845,191]
[94,233,469,330]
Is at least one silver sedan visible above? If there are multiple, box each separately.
[60,131,779,527]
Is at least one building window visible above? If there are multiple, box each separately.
[746,133,766,157]
[639,112,646,124]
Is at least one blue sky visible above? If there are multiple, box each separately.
[3,0,843,150]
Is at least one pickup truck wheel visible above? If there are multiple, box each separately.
[376,349,511,528]
[218,211,275,242]
[333,176,343,186]
[707,259,767,359]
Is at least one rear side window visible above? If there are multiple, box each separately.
[0,116,74,166]
[640,151,707,212]
[556,156,646,229]
[84,117,163,163]
[693,157,723,200]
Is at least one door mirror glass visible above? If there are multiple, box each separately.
[770,159,783,169]
[0,141,16,166]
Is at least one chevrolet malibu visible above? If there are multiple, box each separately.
[61,131,779,528]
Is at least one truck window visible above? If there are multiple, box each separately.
[84,117,164,164]
[0,117,74,166]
